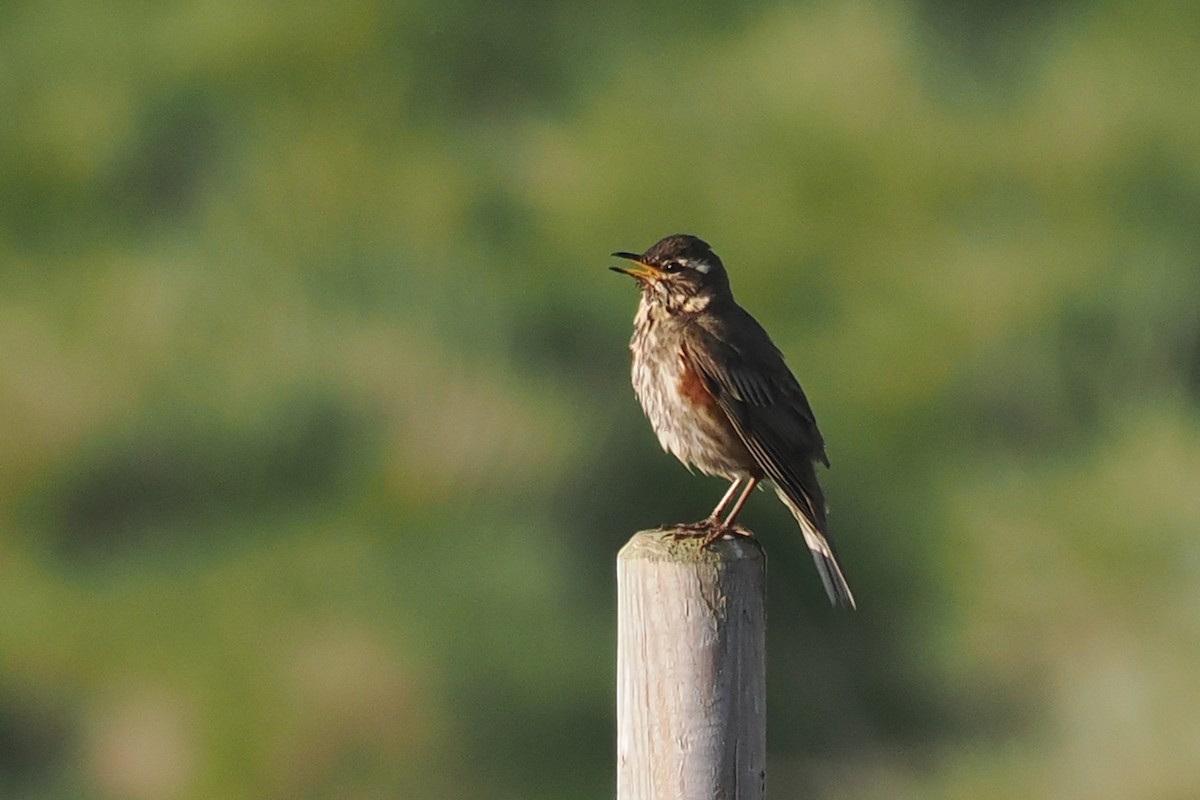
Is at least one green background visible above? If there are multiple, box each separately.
[2,0,1198,797]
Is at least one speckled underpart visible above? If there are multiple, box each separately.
[630,297,755,479]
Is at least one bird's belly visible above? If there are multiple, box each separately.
[632,344,754,479]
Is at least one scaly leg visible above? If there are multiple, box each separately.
[700,477,760,547]
[707,477,746,522]
[668,477,745,538]
[721,476,759,528]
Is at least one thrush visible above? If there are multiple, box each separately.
[611,234,855,608]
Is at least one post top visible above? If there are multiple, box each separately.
[618,528,765,564]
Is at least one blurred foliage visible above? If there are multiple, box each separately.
[1,0,1198,797]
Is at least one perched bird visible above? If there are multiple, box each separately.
[611,234,855,608]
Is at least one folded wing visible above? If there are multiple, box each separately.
[682,317,856,608]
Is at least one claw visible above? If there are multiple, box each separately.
[664,517,721,539]
[700,523,753,548]
[661,518,753,547]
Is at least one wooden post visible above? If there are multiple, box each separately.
[617,530,766,800]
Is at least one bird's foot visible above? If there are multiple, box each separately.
[663,517,720,537]
[665,518,753,548]
[698,522,753,548]
[665,518,717,535]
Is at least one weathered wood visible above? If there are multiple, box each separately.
[617,529,766,800]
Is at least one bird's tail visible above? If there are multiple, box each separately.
[774,487,856,609]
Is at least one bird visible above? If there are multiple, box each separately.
[611,234,855,608]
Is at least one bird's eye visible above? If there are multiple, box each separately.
[662,261,684,273]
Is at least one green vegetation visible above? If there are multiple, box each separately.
[2,0,1198,797]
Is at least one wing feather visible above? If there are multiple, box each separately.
[681,318,855,608]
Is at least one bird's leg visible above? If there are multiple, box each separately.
[700,477,759,547]
[721,476,759,528]
[668,477,743,538]
[667,476,763,544]
[707,477,746,524]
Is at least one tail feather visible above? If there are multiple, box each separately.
[775,487,856,609]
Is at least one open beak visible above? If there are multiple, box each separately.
[609,251,660,280]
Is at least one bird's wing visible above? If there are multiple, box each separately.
[680,316,829,526]
[681,316,856,608]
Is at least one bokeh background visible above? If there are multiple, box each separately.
[3,0,1199,797]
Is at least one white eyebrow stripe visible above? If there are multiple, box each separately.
[691,259,711,273]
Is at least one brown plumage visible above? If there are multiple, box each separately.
[611,234,855,608]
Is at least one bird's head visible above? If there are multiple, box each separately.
[610,234,731,313]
